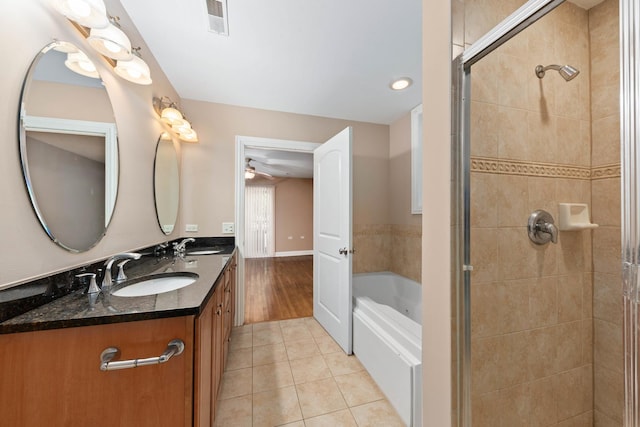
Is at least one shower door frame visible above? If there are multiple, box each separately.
[452,1,567,426]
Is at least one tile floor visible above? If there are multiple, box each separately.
[215,317,405,427]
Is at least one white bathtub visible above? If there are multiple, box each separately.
[352,272,422,427]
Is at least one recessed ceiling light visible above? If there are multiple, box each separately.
[390,77,413,91]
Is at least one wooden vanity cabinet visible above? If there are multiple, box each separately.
[193,254,236,427]
[0,316,195,427]
[0,253,236,427]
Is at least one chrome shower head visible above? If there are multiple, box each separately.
[535,64,580,81]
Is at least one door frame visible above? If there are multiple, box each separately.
[234,136,321,326]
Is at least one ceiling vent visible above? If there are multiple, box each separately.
[206,0,229,36]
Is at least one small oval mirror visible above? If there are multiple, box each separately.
[154,133,179,234]
[19,41,119,252]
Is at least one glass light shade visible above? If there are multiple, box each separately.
[161,107,184,125]
[245,169,255,179]
[179,128,198,142]
[54,0,109,29]
[88,24,132,60]
[114,55,152,85]
[64,52,100,79]
[172,121,192,134]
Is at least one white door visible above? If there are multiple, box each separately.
[313,127,353,354]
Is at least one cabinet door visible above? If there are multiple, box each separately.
[194,298,214,427]
[213,283,224,400]
[0,317,194,427]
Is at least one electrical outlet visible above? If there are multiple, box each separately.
[185,224,198,232]
[222,222,235,234]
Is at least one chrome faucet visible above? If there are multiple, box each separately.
[102,253,141,292]
[173,238,195,255]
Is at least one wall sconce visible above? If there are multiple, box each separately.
[53,0,152,85]
[153,97,199,142]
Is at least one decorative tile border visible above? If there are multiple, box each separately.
[471,157,621,180]
[591,164,621,180]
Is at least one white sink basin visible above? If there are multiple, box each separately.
[112,273,199,297]
[187,249,222,255]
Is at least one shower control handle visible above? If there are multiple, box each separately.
[528,210,558,245]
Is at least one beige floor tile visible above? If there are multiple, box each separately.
[233,324,253,335]
[334,371,384,407]
[296,378,348,419]
[231,332,254,351]
[219,368,253,400]
[252,386,302,427]
[252,361,294,393]
[285,338,321,360]
[213,395,252,427]
[350,400,405,427]
[253,342,288,366]
[323,352,364,377]
[306,320,330,339]
[290,355,332,384]
[314,336,342,354]
[252,320,282,332]
[279,318,308,328]
[278,422,305,427]
[253,328,284,346]
[282,325,314,342]
[226,347,253,371]
[304,409,358,427]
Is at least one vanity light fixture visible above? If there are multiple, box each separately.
[53,0,109,29]
[114,48,152,85]
[153,97,199,142]
[53,0,152,85]
[87,16,132,60]
[390,77,413,91]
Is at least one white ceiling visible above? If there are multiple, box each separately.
[120,0,422,125]
[245,148,312,179]
[569,0,606,9]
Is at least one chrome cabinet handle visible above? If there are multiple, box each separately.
[99,339,185,371]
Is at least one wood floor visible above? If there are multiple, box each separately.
[244,256,313,324]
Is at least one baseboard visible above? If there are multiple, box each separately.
[275,250,313,257]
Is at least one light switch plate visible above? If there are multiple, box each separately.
[222,222,235,234]
[185,224,198,232]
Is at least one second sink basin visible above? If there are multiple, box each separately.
[111,272,199,297]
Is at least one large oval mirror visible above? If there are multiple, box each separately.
[154,133,179,234]
[19,41,118,252]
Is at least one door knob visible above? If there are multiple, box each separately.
[339,247,348,255]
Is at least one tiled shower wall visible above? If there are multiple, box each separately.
[352,224,422,283]
[469,2,595,425]
[589,0,622,425]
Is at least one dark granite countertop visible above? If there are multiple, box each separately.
[0,240,235,334]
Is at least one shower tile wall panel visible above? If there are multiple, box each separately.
[590,0,622,425]
[467,2,599,425]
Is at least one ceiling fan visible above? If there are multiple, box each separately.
[245,158,273,180]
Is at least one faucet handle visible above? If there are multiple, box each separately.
[116,260,131,282]
[76,273,100,294]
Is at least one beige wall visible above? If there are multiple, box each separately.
[422,0,453,425]
[179,99,390,272]
[389,113,422,282]
[590,0,623,425]
[273,178,313,253]
[0,0,181,288]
